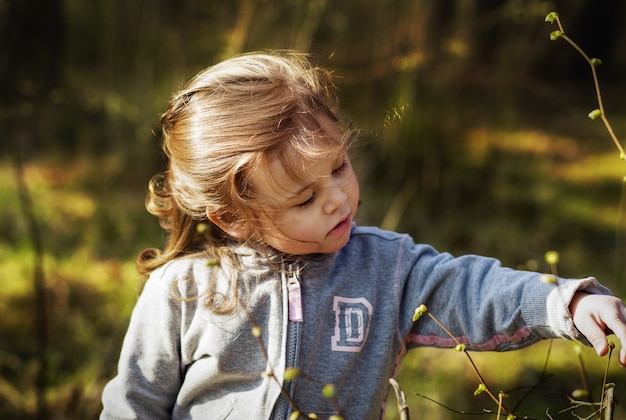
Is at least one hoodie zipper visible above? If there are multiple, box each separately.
[273,266,303,419]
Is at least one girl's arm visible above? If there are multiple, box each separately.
[100,269,184,419]
[397,238,614,352]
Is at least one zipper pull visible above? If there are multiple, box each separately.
[287,266,303,322]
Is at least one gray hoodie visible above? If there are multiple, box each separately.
[100,224,609,419]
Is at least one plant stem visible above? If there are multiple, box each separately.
[599,343,614,419]
[427,312,513,417]
[554,16,626,159]
[575,349,594,408]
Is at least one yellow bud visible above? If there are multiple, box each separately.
[540,274,557,284]
[588,109,603,120]
[329,416,344,420]
[413,304,428,321]
[289,412,300,420]
[196,223,210,233]
[571,389,589,399]
[322,384,336,399]
[284,367,300,381]
[251,326,262,338]
[549,30,563,40]
[474,383,486,396]
[454,343,466,352]
[544,250,559,265]
[544,12,558,23]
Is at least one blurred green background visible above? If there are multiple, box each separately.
[2,0,626,418]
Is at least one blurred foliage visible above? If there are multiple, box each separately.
[2,0,626,418]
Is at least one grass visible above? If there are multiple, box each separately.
[0,155,153,418]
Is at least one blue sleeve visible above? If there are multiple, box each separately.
[395,239,589,351]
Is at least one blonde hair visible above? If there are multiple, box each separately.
[138,51,352,309]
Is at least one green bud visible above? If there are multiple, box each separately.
[413,304,428,321]
[544,12,559,23]
[284,367,300,381]
[590,58,603,66]
[474,383,486,396]
[588,109,603,120]
[196,223,210,233]
[549,30,564,41]
[506,415,516,420]
[605,382,615,390]
[329,416,344,420]
[322,384,336,399]
[454,343,466,352]
[608,340,615,349]
[539,274,557,284]
[571,389,589,399]
[620,152,626,161]
[544,250,560,265]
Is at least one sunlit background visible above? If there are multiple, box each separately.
[2,0,626,418]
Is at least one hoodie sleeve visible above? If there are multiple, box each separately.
[100,263,188,419]
[396,238,612,351]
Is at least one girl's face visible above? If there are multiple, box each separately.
[251,116,360,255]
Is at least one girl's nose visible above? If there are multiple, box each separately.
[322,186,347,214]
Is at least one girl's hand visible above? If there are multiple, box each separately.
[570,292,626,367]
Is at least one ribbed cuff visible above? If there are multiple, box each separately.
[546,277,612,344]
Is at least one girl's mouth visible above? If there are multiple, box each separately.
[328,216,351,236]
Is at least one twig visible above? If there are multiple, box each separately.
[575,346,594,406]
[546,12,625,159]
[425,311,515,417]
[599,342,615,419]
[602,387,614,420]
[244,310,307,417]
[389,378,410,420]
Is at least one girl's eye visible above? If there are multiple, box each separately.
[333,160,347,175]
[297,194,316,208]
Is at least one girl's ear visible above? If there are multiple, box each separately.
[208,213,250,239]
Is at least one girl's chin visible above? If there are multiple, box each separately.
[264,225,353,255]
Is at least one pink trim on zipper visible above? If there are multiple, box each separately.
[287,272,303,322]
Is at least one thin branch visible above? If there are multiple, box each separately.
[599,343,615,419]
[426,312,514,417]
[550,14,625,159]
[389,378,410,420]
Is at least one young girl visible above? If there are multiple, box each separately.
[101,51,626,419]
